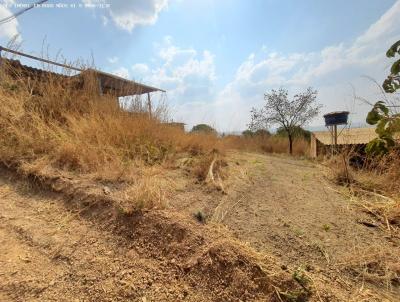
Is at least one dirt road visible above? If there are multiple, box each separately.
[173,152,400,300]
[0,167,303,302]
[212,153,386,263]
[1,152,399,301]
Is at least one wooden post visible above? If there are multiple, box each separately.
[147,93,152,118]
[334,124,338,154]
[97,75,103,96]
[310,133,317,158]
[329,125,334,156]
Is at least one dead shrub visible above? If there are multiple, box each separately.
[325,151,354,186]
[339,245,400,290]
[191,151,227,182]
[122,174,170,211]
[325,147,400,229]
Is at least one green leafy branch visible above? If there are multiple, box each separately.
[366,40,400,155]
[366,101,399,155]
[383,41,400,93]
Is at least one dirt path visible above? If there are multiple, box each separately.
[173,152,400,300]
[0,174,210,302]
[1,152,399,301]
[1,167,310,302]
[212,153,385,263]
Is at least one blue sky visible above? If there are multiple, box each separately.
[0,0,399,131]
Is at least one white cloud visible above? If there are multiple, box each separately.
[136,36,216,101]
[354,1,400,47]
[209,0,400,131]
[124,37,217,128]
[110,1,400,132]
[84,0,168,31]
[0,2,20,40]
[157,36,197,66]
[108,56,119,64]
[132,63,150,79]
[112,66,130,79]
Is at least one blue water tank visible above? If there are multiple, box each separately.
[323,111,349,126]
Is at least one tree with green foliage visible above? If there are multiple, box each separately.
[249,87,320,154]
[242,130,254,137]
[191,124,216,134]
[254,129,271,137]
[242,129,271,137]
[366,40,400,155]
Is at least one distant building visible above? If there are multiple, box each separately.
[1,58,164,98]
[164,122,186,131]
[310,127,377,158]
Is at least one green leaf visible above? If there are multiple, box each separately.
[375,119,388,136]
[383,78,395,93]
[366,138,387,155]
[366,109,381,125]
[390,59,400,75]
[385,136,395,147]
[386,40,400,58]
[375,101,389,115]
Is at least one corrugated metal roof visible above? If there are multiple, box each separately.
[312,127,377,145]
[2,58,164,97]
[85,69,165,96]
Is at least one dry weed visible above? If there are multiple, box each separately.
[325,148,400,229]
[0,59,221,182]
[221,134,309,156]
[338,244,400,292]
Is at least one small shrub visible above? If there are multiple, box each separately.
[194,210,206,223]
[322,224,330,232]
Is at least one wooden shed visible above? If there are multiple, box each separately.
[1,58,163,97]
[0,46,164,99]
[310,127,377,158]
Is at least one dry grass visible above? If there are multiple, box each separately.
[0,59,227,209]
[322,149,400,300]
[325,148,400,230]
[0,62,222,178]
[339,244,400,292]
[0,55,312,210]
[221,134,309,156]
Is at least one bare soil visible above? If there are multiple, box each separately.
[0,167,303,302]
[172,152,400,301]
[0,175,200,302]
[0,151,399,301]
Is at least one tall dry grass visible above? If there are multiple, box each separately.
[221,134,309,156]
[326,147,400,230]
[0,59,221,182]
[0,54,310,193]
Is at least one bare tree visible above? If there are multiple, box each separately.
[249,87,321,154]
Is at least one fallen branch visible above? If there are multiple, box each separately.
[206,155,226,193]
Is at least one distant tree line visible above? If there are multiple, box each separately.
[191,124,217,134]
[242,126,311,141]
